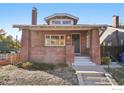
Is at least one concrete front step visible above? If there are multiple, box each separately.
[74,56,90,59]
[74,56,94,66]
[84,76,109,82]
[77,72,112,85]
[73,63,94,65]
[76,72,105,77]
[72,63,96,66]
[85,81,111,85]
[74,61,93,64]
[73,66,105,73]
[74,58,91,60]
[76,72,112,85]
[72,62,96,66]
[72,61,116,85]
[74,59,91,62]
[84,76,111,85]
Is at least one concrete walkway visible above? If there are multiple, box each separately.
[72,65,117,85]
[72,56,118,85]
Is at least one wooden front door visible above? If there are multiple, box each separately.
[72,34,80,55]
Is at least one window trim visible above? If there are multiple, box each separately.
[45,35,65,46]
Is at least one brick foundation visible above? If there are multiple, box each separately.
[30,47,66,64]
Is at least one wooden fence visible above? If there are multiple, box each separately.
[101,46,124,61]
[0,53,21,65]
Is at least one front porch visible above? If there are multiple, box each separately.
[13,25,101,65]
[65,29,101,66]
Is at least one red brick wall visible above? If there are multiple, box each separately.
[20,30,88,64]
[90,30,101,64]
[30,31,66,64]
[30,47,66,64]
[66,45,74,66]
[20,30,30,61]
[81,32,87,55]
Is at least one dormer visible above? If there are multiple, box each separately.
[44,13,79,25]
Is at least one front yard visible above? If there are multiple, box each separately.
[0,65,79,85]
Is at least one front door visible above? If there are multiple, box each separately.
[72,34,80,55]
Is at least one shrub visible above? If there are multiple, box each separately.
[21,61,32,69]
[101,56,111,65]
[16,62,68,70]
[31,63,68,70]
[31,63,55,70]
[15,61,32,69]
[16,62,22,68]
[54,63,68,68]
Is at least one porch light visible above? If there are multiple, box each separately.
[67,35,71,40]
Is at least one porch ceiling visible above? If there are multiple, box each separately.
[13,24,107,31]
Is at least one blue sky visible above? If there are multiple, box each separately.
[0,3,124,40]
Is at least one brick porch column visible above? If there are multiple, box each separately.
[20,29,30,61]
[66,45,74,66]
[90,29,101,64]
[66,34,74,66]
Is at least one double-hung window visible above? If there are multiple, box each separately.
[45,35,65,46]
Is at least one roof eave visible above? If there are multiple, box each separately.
[44,13,79,22]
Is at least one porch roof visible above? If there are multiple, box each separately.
[13,24,108,31]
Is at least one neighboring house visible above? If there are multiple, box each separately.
[13,7,122,65]
[103,30,124,46]
[101,16,124,46]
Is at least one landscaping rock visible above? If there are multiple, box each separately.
[0,65,78,85]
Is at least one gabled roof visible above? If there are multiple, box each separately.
[44,13,79,24]
[44,13,79,20]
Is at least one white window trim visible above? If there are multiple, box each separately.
[45,34,65,46]
[107,42,112,46]
[49,19,74,25]
[121,39,124,45]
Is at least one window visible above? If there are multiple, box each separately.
[121,39,124,45]
[45,35,65,46]
[52,21,61,24]
[86,32,90,48]
[107,42,112,46]
[62,21,71,24]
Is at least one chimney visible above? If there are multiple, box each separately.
[32,7,37,25]
[112,15,119,28]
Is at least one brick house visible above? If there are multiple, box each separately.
[101,16,124,46]
[13,7,108,65]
